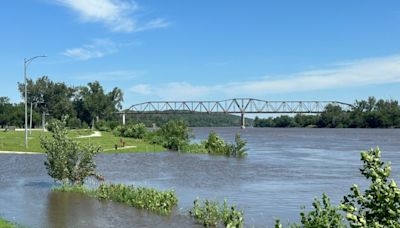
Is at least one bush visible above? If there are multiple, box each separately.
[276,148,400,227]
[155,120,192,151]
[67,117,81,129]
[189,198,244,227]
[41,119,101,185]
[54,183,178,215]
[204,132,247,157]
[113,123,148,139]
[340,147,400,227]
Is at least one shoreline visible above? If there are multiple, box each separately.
[0,151,41,154]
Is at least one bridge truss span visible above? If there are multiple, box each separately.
[121,98,354,128]
[126,98,353,114]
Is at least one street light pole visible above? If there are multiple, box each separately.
[24,55,46,149]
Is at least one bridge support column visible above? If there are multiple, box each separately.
[240,113,245,129]
[122,113,126,125]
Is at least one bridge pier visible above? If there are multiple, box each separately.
[122,113,126,125]
[240,113,245,129]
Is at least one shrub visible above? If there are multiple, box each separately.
[67,117,81,129]
[55,183,178,215]
[41,119,102,185]
[276,148,400,227]
[275,194,345,228]
[189,198,244,228]
[113,123,148,139]
[95,120,111,132]
[96,183,178,215]
[340,147,400,227]
[156,120,192,151]
[204,131,227,155]
[204,132,247,157]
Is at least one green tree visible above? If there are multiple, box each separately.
[74,81,123,126]
[41,119,101,185]
[156,120,192,151]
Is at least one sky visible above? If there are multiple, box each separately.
[1,0,400,108]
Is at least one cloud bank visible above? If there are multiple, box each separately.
[130,55,400,100]
[56,0,169,32]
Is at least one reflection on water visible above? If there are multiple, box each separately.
[0,128,399,227]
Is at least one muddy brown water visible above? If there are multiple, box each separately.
[0,128,399,227]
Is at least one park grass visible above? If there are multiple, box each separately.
[0,218,19,228]
[0,130,165,153]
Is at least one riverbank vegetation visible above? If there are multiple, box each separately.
[54,183,178,215]
[275,147,400,227]
[45,121,178,215]
[255,97,400,128]
[0,218,19,228]
[42,119,102,185]
[189,198,244,227]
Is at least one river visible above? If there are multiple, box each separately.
[0,128,399,227]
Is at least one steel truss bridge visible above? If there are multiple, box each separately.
[120,98,354,128]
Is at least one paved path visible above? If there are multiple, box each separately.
[0,151,40,154]
[77,131,102,138]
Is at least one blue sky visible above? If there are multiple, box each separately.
[1,0,400,107]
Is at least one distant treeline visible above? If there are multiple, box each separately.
[254,97,400,128]
[0,77,249,128]
[0,76,122,128]
[125,112,253,127]
[0,77,398,129]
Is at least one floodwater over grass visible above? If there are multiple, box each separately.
[0,128,399,227]
[0,130,164,153]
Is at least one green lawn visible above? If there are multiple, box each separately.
[0,130,165,153]
[0,218,18,228]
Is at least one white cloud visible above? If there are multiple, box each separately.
[130,84,152,95]
[130,55,400,100]
[74,70,145,81]
[63,38,118,60]
[55,0,169,32]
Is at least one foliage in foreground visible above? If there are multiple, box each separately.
[275,193,345,228]
[41,119,102,185]
[0,218,19,228]
[54,183,178,215]
[189,198,244,228]
[340,147,400,227]
[276,147,400,227]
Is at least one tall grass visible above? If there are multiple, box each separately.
[53,183,178,215]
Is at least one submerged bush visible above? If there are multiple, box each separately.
[189,198,244,227]
[96,183,178,215]
[41,119,101,185]
[154,120,192,151]
[54,183,178,215]
[204,132,247,157]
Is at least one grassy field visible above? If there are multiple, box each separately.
[0,218,18,228]
[0,130,165,153]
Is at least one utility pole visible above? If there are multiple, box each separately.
[24,55,46,149]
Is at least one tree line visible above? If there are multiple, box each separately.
[254,97,400,128]
[0,76,123,128]
[1,76,399,129]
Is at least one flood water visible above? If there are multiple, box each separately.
[0,128,399,227]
